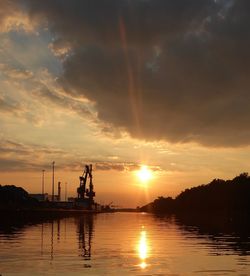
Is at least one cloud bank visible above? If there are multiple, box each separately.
[5,0,250,147]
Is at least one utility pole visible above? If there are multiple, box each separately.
[52,161,55,202]
[42,169,45,195]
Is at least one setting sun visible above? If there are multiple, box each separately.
[137,166,152,183]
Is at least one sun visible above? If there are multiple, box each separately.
[137,165,152,183]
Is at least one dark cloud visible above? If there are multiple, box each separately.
[94,162,139,172]
[93,162,161,172]
[20,0,250,146]
[0,139,163,172]
[0,139,66,171]
[0,158,31,171]
[0,139,64,156]
[25,0,215,46]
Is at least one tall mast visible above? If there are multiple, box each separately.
[42,169,45,195]
[52,161,55,201]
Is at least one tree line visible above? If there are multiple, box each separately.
[140,173,250,215]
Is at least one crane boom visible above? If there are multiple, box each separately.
[77,164,95,204]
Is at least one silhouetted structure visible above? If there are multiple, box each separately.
[42,169,45,195]
[76,164,96,209]
[58,182,61,202]
[0,185,38,210]
[141,173,250,216]
[52,161,55,202]
[29,193,48,202]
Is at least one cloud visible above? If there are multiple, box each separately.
[7,0,250,146]
[93,161,162,172]
[0,0,34,33]
[0,137,165,173]
[0,139,68,172]
[48,39,72,60]
[28,71,97,123]
[34,83,95,121]
[0,96,24,115]
[0,59,95,125]
[94,162,138,172]
[0,139,64,156]
[0,158,32,171]
[0,63,33,79]
[24,0,215,46]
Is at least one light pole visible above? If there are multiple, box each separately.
[52,161,55,202]
[42,169,45,195]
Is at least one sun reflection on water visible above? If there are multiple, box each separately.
[138,227,149,269]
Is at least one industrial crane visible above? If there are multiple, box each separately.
[77,164,95,204]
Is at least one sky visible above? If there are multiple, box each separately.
[1,0,250,207]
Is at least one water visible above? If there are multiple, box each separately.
[0,212,249,275]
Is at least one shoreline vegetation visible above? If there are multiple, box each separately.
[140,173,250,218]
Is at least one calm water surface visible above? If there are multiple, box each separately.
[0,212,249,275]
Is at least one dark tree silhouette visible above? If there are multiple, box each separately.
[140,173,250,215]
